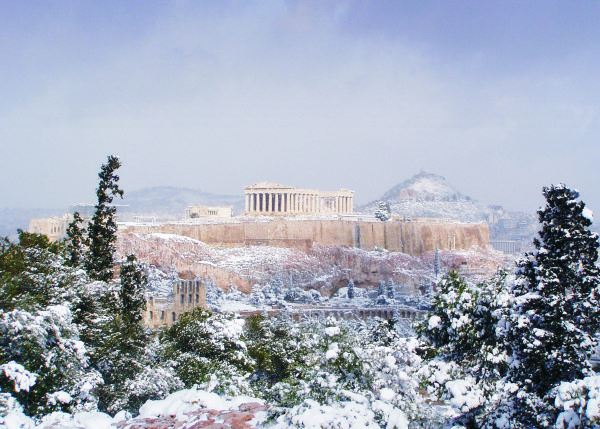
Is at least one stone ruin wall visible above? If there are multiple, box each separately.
[120,219,489,256]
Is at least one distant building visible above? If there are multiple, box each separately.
[490,240,520,255]
[244,182,354,216]
[184,204,233,219]
[29,214,74,242]
[145,278,207,328]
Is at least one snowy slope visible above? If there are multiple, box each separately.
[360,171,493,223]
[380,171,465,202]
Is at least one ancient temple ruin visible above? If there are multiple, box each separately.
[244,182,354,216]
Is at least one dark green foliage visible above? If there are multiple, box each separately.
[119,255,147,329]
[93,254,149,413]
[244,314,304,385]
[78,262,148,415]
[85,156,123,282]
[95,317,149,414]
[510,184,600,398]
[65,212,87,267]
[0,231,75,312]
[417,270,511,377]
[160,308,252,391]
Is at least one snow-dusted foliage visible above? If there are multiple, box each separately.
[160,308,253,396]
[553,375,600,428]
[374,201,392,222]
[418,270,511,369]
[0,242,86,313]
[347,279,355,299]
[0,306,101,417]
[412,184,600,428]
[112,338,184,413]
[506,184,600,426]
[245,315,432,428]
[415,269,519,427]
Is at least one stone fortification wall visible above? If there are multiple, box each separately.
[120,219,488,256]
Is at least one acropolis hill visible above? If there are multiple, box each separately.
[118,182,490,256]
[111,182,493,329]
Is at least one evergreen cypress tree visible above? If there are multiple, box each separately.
[347,279,355,299]
[65,211,87,267]
[510,184,600,410]
[387,279,394,299]
[378,281,386,297]
[94,254,149,413]
[85,156,123,282]
[119,254,147,330]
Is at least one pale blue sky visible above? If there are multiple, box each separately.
[2,1,600,213]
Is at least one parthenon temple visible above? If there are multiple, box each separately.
[244,182,354,215]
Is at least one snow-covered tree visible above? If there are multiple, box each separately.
[508,184,600,425]
[118,255,147,330]
[374,201,392,222]
[0,306,101,417]
[387,279,394,299]
[65,212,87,267]
[160,308,253,396]
[0,231,78,312]
[205,277,224,310]
[347,279,355,299]
[85,155,123,282]
[416,269,515,427]
[92,255,150,413]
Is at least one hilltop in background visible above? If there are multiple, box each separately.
[2,172,537,250]
[361,170,502,222]
[359,171,537,251]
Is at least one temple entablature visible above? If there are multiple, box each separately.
[244,182,354,216]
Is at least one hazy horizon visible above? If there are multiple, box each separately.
[3,1,600,214]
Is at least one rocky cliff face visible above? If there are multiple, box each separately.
[117,232,504,296]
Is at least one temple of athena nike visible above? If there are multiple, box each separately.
[244,182,354,215]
